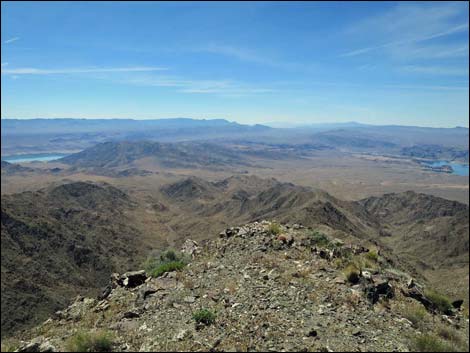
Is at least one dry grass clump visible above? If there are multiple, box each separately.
[343,263,360,284]
[66,330,114,352]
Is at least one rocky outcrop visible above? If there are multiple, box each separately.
[10,221,468,352]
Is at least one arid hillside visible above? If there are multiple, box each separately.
[2,176,468,339]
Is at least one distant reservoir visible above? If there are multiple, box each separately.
[423,160,469,176]
[2,153,68,163]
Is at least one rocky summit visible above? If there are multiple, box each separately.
[8,221,469,352]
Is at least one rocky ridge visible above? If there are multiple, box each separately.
[9,221,469,352]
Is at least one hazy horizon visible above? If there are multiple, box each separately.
[1,116,468,129]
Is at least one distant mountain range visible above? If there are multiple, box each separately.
[2,118,468,157]
[1,118,270,135]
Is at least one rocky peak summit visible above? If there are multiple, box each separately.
[8,221,469,352]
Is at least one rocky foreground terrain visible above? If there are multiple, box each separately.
[6,221,469,352]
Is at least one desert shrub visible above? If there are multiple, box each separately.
[403,303,427,328]
[66,331,114,352]
[410,334,458,352]
[346,255,367,272]
[192,309,216,325]
[333,257,346,269]
[343,263,360,284]
[309,231,331,248]
[425,289,453,315]
[144,248,188,278]
[365,250,379,262]
[267,223,282,235]
[436,325,463,345]
[150,261,186,277]
[351,253,379,272]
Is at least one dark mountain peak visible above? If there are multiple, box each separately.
[161,177,220,200]
[213,174,280,191]
[45,181,131,211]
[59,140,249,169]
[360,191,468,219]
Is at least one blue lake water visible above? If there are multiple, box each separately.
[2,153,68,163]
[425,161,469,176]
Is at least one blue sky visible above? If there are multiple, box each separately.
[1,1,469,127]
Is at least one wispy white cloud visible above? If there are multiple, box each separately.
[122,75,276,96]
[192,43,318,73]
[1,66,168,75]
[341,2,469,58]
[0,61,274,97]
[4,37,20,44]
[399,65,469,76]
[341,23,469,57]
[1,62,8,67]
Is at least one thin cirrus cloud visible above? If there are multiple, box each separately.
[341,23,469,57]
[3,37,20,44]
[122,75,276,96]
[1,66,168,75]
[340,1,469,59]
[193,43,318,73]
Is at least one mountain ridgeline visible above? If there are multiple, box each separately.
[1,176,468,339]
[58,141,251,169]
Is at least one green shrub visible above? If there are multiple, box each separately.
[66,331,114,352]
[192,309,216,325]
[149,260,186,277]
[268,223,281,235]
[160,249,178,262]
[365,250,379,262]
[343,263,360,284]
[144,248,188,278]
[425,289,453,315]
[309,231,331,248]
[410,334,458,352]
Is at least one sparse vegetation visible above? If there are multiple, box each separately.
[192,309,216,325]
[409,333,465,352]
[436,325,463,346]
[365,250,379,262]
[403,302,427,328]
[150,261,186,277]
[425,289,453,315]
[343,263,360,284]
[66,331,114,352]
[410,334,449,352]
[308,231,331,248]
[144,249,188,278]
[0,339,20,352]
[267,223,282,235]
